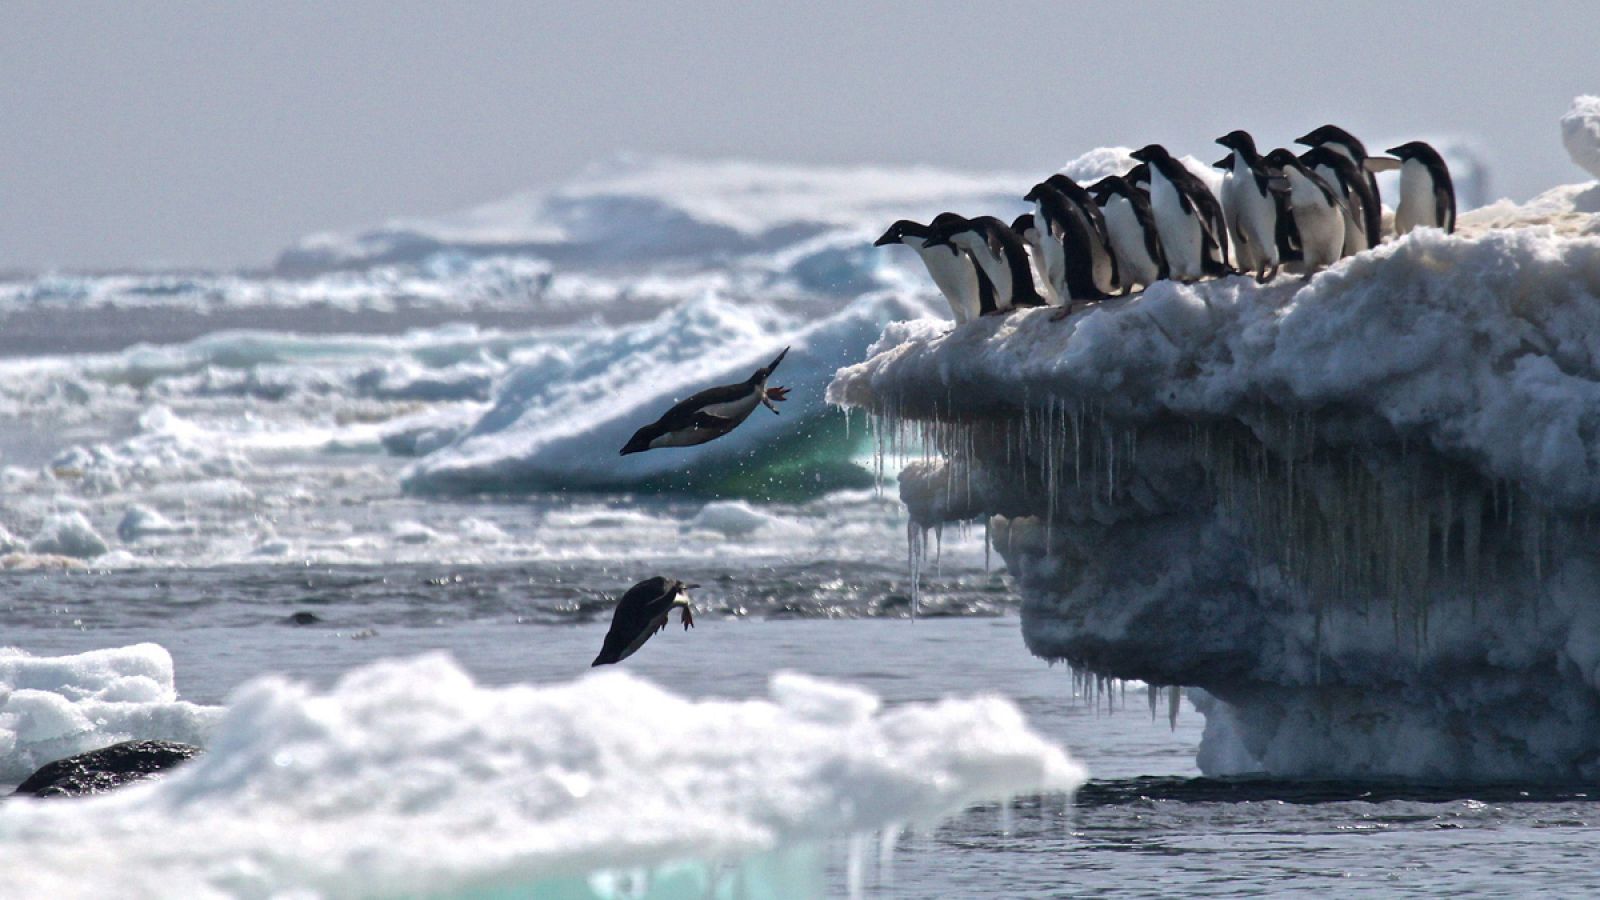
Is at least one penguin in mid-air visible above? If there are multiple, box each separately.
[1214,130,1286,283]
[1086,174,1168,291]
[592,576,698,666]
[1264,148,1347,273]
[1295,125,1387,246]
[1299,146,1377,256]
[620,348,790,455]
[1023,181,1110,306]
[1385,141,1456,236]
[1129,144,1231,282]
[875,214,993,322]
[1011,214,1061,305]
[923,216,1047,313]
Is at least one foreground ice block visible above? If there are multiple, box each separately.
[0,653,1083,898]
[830,171,1600,780]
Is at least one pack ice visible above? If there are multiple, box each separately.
[829,99,1600,780]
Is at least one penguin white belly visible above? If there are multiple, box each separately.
[1033,208,1067,302]
[1220,173,1256,272]
[908,239,979,322]
[1395,159,1437,236]
[1288,176,1344,270]
[1020,229,1062,305]
[1312,163,1367,255]
[697,391,762,421]
[1228,171,1279,271]
[953,233,1013,309]
[1149,173,1203,280]
[1101,197,1158,287]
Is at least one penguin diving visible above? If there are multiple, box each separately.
[620,347,791,455]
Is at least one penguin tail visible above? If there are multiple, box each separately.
[592,652,615,666]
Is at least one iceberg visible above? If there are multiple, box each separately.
[829,115,1600,780]
[0,651,1082,898]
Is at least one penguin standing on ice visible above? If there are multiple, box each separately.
[1043,174,1121,297]
[620,348,790,455]
[1385,141,1456,236]
[1086,175,1168,291]
[1299,146,1377,256]
[923,216,1047,313]
[592,576,698,666]
[1264,149,1347,273]
[1214,130,1285,283]
[875,214,993,322]
[1023,182,1111,305]
[1011,215,1061,305]
[1296,125,1387,246]
[1129,144,1231,282]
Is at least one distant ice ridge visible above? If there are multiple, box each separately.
[830,138,1600,779]
[0,652,1083,899]
[404,291,925,497]
[0,644,220,783]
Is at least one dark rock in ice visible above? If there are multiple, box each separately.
[12,740,201,798]
[284,611,323,625]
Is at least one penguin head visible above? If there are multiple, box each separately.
[1385,141,1440,164]
[1263,148,1300,171]
[874,219,925,247]
[1010,214,1036,237]
[1125,162,1151,189]
[1129,144,1169,163]
[1297,124,1367,158]
[1215,130,1256,154]
[1044,173,1079,194]
[620,424,660,456]
[920,213,970,249]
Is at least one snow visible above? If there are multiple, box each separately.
[0,652,1082,898]
[0,645,220,783]
[404,291,923,495]
[1561,95,1600,179]
[829,137,1600,779]
[27,512,109,559]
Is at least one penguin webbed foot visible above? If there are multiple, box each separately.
[762,385,789,414]
[681,606,694,630]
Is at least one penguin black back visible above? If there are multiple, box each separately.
[1297,124,1384,244]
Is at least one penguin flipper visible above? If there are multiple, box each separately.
[691,412,735,429]
[1364,157,1402,173]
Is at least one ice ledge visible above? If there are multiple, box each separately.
[829,196,1600,780]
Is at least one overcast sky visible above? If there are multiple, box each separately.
[4,1,1599,271]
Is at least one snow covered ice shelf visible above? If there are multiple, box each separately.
[830,160,1600,780]
[0,650,1082,899]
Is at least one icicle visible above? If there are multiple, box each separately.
[846,833,867,900]
[998,798,1014,836]
[984,517,991,573]
[1168,685,1181,730]
[877,826,900,893]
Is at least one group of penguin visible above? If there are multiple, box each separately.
[593,348,794,665]
[877,126,1457,321]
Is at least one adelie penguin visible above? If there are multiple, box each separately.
[1129,144,1231,282]
[1214,130,1286,283]
[620,348,790,455]
[923,216,1047,313]
[1042,174,1121,297]
[1264,148,1347,273]
[874,214,993,323]
[1086,175,1168,291]
[1299,146,1376,257]
[1011,215,1062,306]
[592,576,698,666]
[1022,182,1109,308]
[1296,125,1387,246]
[1385,141,1456,236]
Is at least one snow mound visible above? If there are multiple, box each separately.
[404,291,923,498]
[0,654,1082,898]
[831,172,1600,780]
[0,645,220,783]
[28,512,109,559]
[1562,96,1600,179]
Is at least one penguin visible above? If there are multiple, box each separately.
[923,216,1047,313]
[1214,130,1285,283]
[1011,214,1062,305]
[592,576,698,666]
[1299,146,1377,256]
[1023,182,1109,305]
[1043,174,1121,296]
[620,347,790,455]
[1295,125,1386,245]
[1129,144,1231,282]
[1385,141,1456,236]
[1086,174,1169,290]
[874,215,992,322]
[1264,149,1347,273]
[1125,162,1152,194]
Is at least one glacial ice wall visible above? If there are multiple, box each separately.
[830,163,1600,779]
[0,652,1082,898]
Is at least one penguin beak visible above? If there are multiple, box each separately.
[684,583,701,590]
[873,228,899,246]
[1293,132,1315,147]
